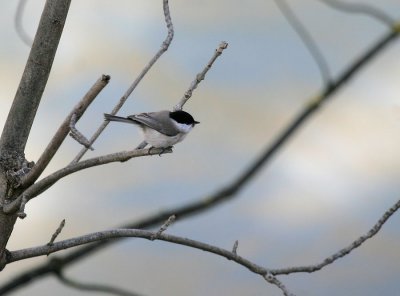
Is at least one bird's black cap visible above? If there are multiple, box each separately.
[170,110,200,125]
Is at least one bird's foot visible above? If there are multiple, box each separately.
[148,146,173,156]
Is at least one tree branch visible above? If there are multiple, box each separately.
[20,75,110,188]
[173,41,228,111]
[274,0,331,86]
[56,272,143,296]
[271,198,400,276]
[3,147,172,215]
[72,0,174,163]
[6,228,292,295]
[0,0,71,155]
[319,0,395,27]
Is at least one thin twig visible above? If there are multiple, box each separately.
[71,0,174,163]
[232,240,239,255]
[56,272,142,296]
[173,41,228,111]
[47,219,66,247]
[14,0,32,46]
[150,215,175,240]
[271,198,400,275]
[20,75,110,188]
[69,113,94,150]
[319,0,395,27]
[264,273,295,296]
[3,147,172,215]
[274,0,332,86]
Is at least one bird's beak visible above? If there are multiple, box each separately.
[194,121,200,125]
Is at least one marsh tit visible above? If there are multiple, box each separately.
[104,110,199,148]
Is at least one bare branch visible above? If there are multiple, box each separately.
[150,215,175,240]
[14,0,32,46]
[274,0,332,86]
[3,147,172,215]
[48,219,66,247]
[264,273,295,296]
[72,0,174,163]
[0,0,71,155]
[69,113,94,150]
[173,41,228,111]
[232,240,239,255]
[271,198,400,275]
[6,227,296,295]
[319,0,395,27]
[56,272,142,296]
[20,75,110,188]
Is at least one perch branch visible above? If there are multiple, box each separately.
[56,272,142,296]
[3,148,172,215]
[14,0,32,46]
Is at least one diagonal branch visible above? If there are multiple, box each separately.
[72,0,174,163]
[319,0,395,27]
[271,198,400,275]
[274,0,332,86]
[20,75,110,188]
[14,0,32,47]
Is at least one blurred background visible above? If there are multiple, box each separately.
[1,0,400,295]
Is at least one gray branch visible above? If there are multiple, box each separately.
[3,147,172,215]
[173,41,228,111]
[271,198,400,275]
[7,228,292,296]
[20,75,110,188]
[14,0,32,46]
[319,0,395,26]
[56,272,142,296]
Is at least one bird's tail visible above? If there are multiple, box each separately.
[104,113,135,124]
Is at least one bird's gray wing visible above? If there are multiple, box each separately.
[127,111,179,136]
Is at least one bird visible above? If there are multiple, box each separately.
[104,110,199,149]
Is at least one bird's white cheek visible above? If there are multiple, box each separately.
[175,122,193,133]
